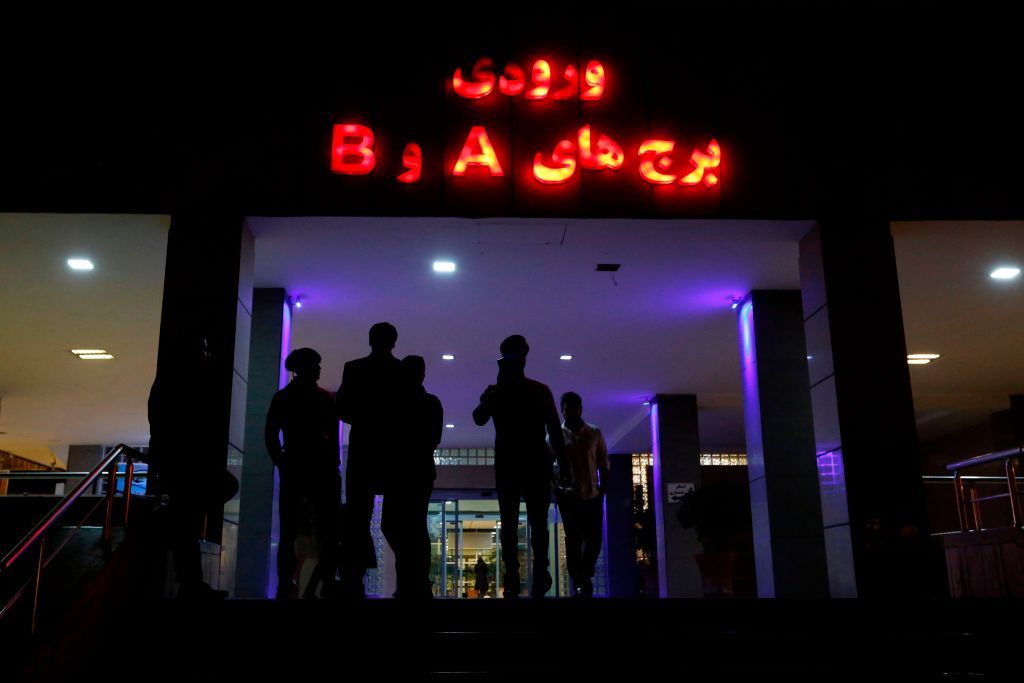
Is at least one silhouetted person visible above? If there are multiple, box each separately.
[556,391,609,598]
[265,347,341,599]
[473,335,566,598]
[381,355,443,599]
[147,333,227,600]
[336,322,403,597]
[474,556,489,598]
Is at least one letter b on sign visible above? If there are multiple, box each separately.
[331,124,376,175]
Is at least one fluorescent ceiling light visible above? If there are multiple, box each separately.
[78,354,114,360]
[71,349,107,355]
[433,261,456,273]
[907,359,931,365]
[445,424,455,429]
[67,258,94,271]
[442,354,455,361]
[907,354,941,360]
[990,267,1021,280]
[560,355,573,361]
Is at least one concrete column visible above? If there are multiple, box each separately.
[738,290,829,598]
[235,288,290,598]
[605,452,638,597]
[800,220,939,597]
[650,394,702,597]
[153,214,252,592]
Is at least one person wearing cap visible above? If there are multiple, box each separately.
[265,347,341,599]
[335,322,403,597]
[473,335,567,598]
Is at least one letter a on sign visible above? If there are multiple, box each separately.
[452,126,504,177]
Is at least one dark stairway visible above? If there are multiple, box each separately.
[15,594,1021,681]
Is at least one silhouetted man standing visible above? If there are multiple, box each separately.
[381,355,443,599]
[473,335,566,598]
[265,348,340,599]
[336,322,402,597]
[556,391,609,598]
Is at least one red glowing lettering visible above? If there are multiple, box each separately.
[452,126,504,176]
[552,64,579,100]
[581,60,606,101]
[678,139,721,187]
[525,60,552,100]
[638,139,679,184]
[533,139,577,184]
[499,63,526,96]
[453,58,496,99]
[577,125,623,171]
[331,124,376,175]
[397,142,422,184]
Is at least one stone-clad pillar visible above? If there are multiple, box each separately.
[650,395,702,597]
[738,290,829,598]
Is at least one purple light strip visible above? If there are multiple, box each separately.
[650,401,668,598]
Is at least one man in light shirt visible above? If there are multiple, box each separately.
[556,391,609,598]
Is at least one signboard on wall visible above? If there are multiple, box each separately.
[325,53,723,217]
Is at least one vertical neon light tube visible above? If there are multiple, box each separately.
[650,400,667,598]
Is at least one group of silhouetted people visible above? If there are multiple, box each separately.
[264,322,442,600]
[159,322,609,600]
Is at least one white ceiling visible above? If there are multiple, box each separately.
[2,215,1017,468]
[249,217,811,453]
[892,221,1024,440]
[0,214,168,466]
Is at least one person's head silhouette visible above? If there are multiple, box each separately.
[285,347,322,382]
[560,391,583,424]
[368,322,398,354]
[498,335,528,379]
[401,354,426,388]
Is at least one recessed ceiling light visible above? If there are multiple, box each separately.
[445,424,455,429]
[433,261,457,274]
[907,359,931,365]
[991,267,1021,280]
[442,354,455,361]
[67,258,94,271]
[642,400,651,406]
[560,355,573,361]
[71,349,107,355]
[78,354,114,360]
[907,353,941,360]
[294,297,303,309]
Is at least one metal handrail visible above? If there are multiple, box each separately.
[946,446,1023,472]
[0,471,149,480]
[945,445,1022,533]
[0,444,139,632]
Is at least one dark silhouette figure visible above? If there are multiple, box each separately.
[147,333,228,600]
[474,556,490,598]
[336,322,403,597]
[380,355,443,599]
[473,335,566,598]
[265,347,341,599]
[556,391,609,598]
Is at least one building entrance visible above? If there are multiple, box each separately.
[427,499,570,598]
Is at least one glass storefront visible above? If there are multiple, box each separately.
[427,499,604,598]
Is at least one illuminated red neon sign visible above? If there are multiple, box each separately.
[330,57,721,191]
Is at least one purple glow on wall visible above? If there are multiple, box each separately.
[650,400,667,598]
[739,300,755,366]
[816,450,848,509]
